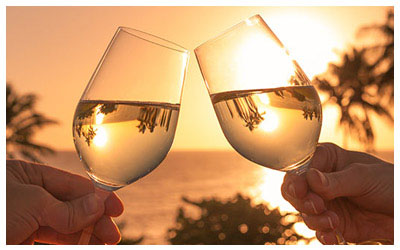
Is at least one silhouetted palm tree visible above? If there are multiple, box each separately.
[6,83,58,162]
[313,10,394,151]
[358,9,393,104]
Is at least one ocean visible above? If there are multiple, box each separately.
[44,150,394,245]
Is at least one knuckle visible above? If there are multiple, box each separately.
[65,201,77,234]
[317,143,336,155]
[321,186,336,200]
[280,183,288,198]
[313,185,334,200]
[323,192,336,201]
[281,189,290,202]
[320,142,339,151]
[356,164,372,179]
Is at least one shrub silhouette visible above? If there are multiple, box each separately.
[116,220,145,245]
[167,193,310,245]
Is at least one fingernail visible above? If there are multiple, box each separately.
[288,183,296,198]
[305,200,318,214]
[328,216,335,230]
[320,234,327,244]
[83,194,99,215]
[314,169,328,186]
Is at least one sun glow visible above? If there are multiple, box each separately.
[258,94,270,105]
[95,106,105,125]
[93,126,108,147]
[251,168,293,212]
[266,11,342,79]
[260,110,279,132]
[257,95,279,132]
[236,31,295,90]
[249,168,318,242]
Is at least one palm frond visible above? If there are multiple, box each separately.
[6,83,58,162]
[312,10,393,150]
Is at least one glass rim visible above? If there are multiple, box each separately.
[119,26,189,54]
[194,14,263,53]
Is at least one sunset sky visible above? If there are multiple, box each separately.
[6,6,394,151]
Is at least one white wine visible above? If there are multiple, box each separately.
[211,85,322,171]
[72,100,179,190]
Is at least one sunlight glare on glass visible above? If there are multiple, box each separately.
[93,126,108,147]
[95,106,105,125]
[236,32,295,89]
[258,94,270,105]
[245,16,259,26]
[259,110,279,132]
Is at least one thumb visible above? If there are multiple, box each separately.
[306,164,366,200]
[40,193,105,234]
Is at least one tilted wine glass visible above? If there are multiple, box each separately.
[72,27,188,244]
[194,15,345,244]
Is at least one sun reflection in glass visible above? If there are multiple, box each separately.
[95,106,105,125]
[257,95,280,132]
[259,110,279,132]
[258,94,271,105]
[93,126,108,147]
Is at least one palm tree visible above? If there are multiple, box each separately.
[358,9,394,105]
[313,10,394,151]
[6,83,58,162]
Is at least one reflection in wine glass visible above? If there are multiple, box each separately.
[195,14,322,173]
[195,14,348,244]
[72,27,188,244]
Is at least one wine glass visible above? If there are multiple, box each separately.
[194,15,345,244]
[72,27,188,244]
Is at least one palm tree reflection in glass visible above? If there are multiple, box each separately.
[195,15,346,245]
[71,27,188,244]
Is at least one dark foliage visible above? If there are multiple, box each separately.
[116,221,145,245]
[167,193,309,245]
[6,83,58,162]
[313,10,393,151]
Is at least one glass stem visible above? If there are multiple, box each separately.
[288,160,310,176]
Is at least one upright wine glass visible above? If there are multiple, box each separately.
[72,27,188,243]
[195,15,344,244]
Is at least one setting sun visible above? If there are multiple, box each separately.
[236,26,295,90]
[266,10,342,79]
[6,6,394,245]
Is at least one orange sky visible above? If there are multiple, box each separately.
[6,6,394,151]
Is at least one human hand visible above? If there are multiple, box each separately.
[6,159,124,245]
[281,143,393,244]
